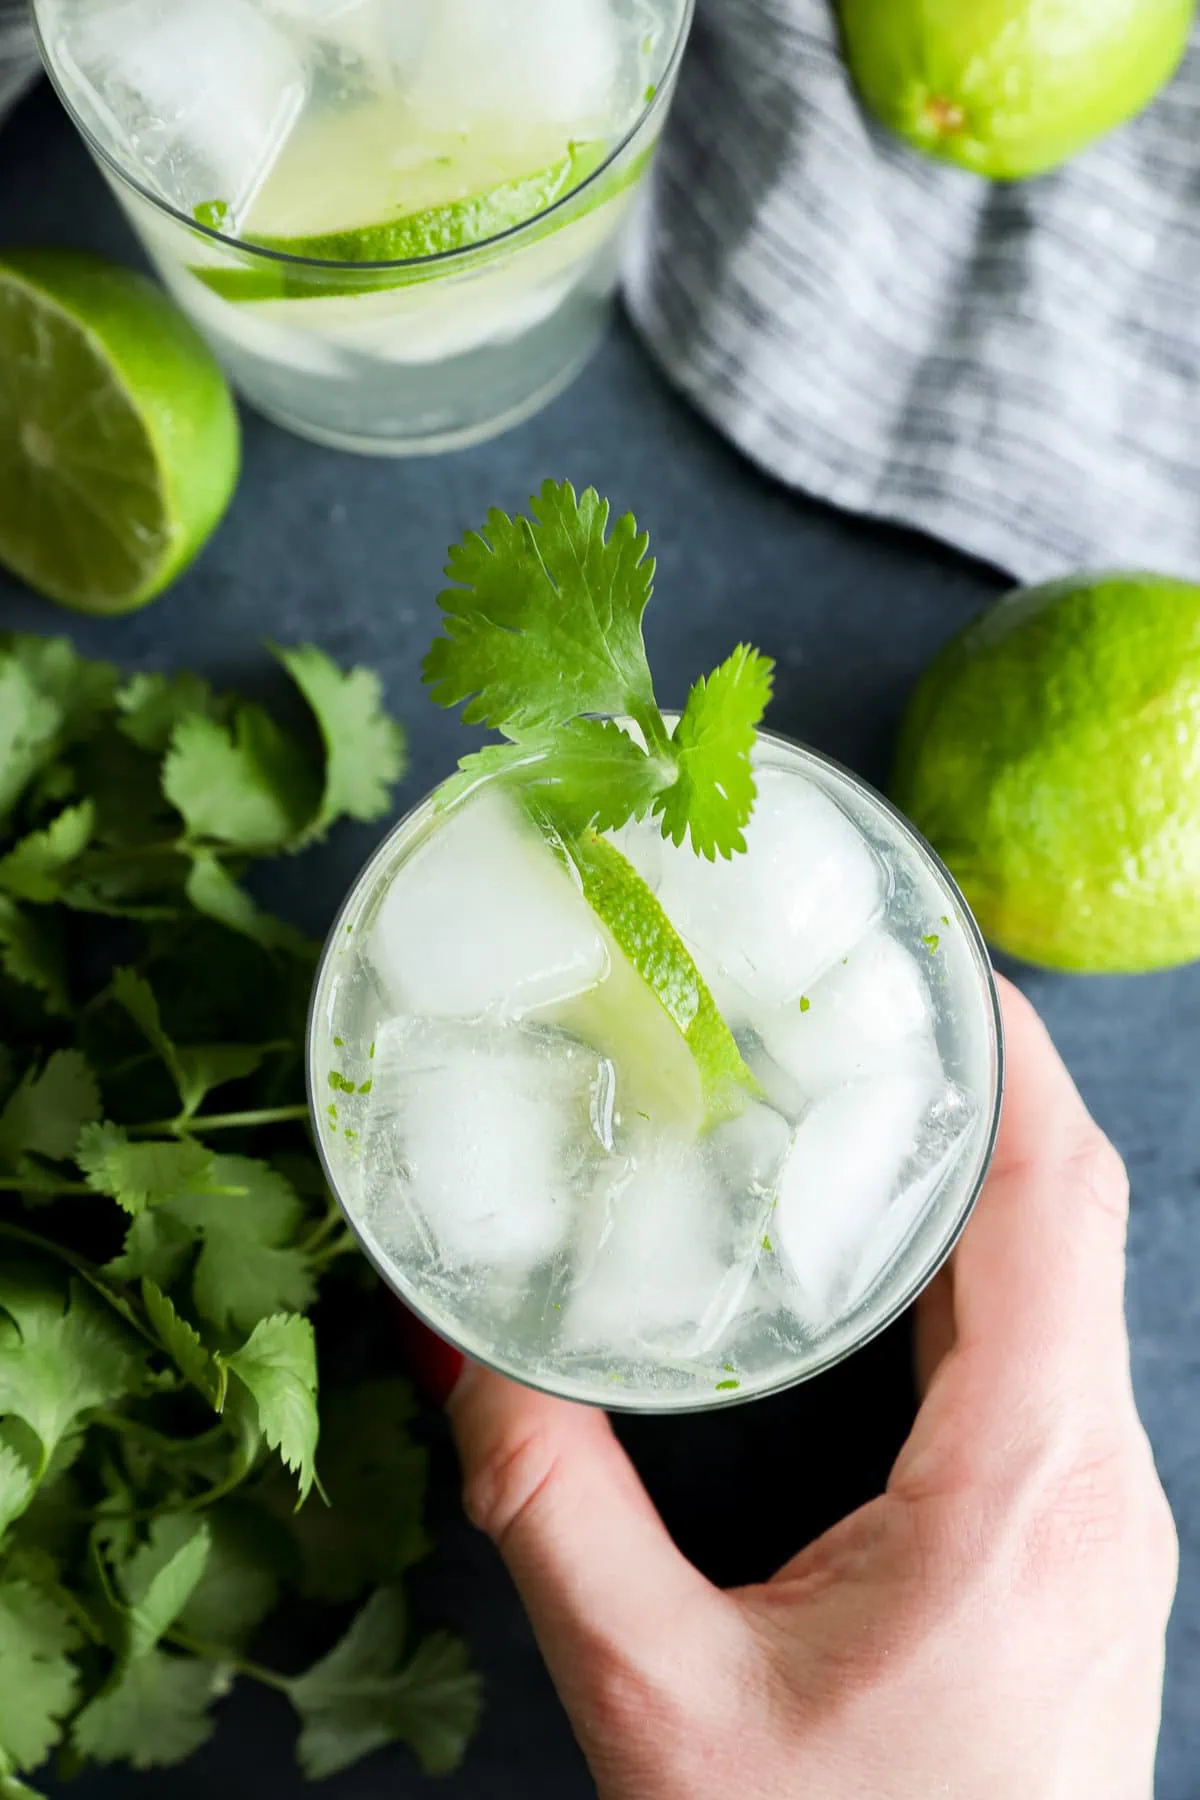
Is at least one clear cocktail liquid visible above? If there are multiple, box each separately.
[310,734,1002,1412]
[35,0,691,451]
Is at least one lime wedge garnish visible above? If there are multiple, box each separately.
[256,141,605,264]
[0,248,239,615]
[191,140,650,304]
[565,830,760,1128]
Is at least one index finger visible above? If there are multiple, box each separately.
[955,977,1130,1372]
[906,977,1135,1480]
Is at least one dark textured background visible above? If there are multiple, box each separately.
[2,81,1197,1800]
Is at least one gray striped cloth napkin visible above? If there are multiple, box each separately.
[625,0,1200,585]
[0,0,38,126]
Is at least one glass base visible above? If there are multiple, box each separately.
[244,330,603,457]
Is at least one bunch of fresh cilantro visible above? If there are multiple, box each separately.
[0,633,479,1795]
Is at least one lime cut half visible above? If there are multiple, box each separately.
[0,249,239,615]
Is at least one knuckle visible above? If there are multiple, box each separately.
[461,1427,561,1549]
[1010,1423,1172,1602]
[1062,1130,1129,1226]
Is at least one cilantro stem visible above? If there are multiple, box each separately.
[300,1206,345,1253]
[165,1628,292,1692]
[90,1409,226,1456]
[129,1104,312,1137]
[310,1231,359,1269]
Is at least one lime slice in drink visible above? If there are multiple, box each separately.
[0,249,239,615]
[562,830,760,1128]
[192,137,645,304]
[256,140,607,264]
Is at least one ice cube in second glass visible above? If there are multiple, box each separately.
[653,770,886,1008]
[361,1018,608,1276]
[369,788,609,1020]
[773,1073,937,1319]
[413,0,620,133]
[60,0,307,224]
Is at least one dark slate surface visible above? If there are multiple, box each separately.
[2,81,1197,1800]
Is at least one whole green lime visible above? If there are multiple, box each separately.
[0,248,239,615]
[892,573,1200,974]
[838,0,1194,179]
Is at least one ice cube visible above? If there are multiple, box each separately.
[60,0,307,225]
[563,1136,734,1356]
[361,1017,607,1274]
[604,814,665,895]
[653,769,886,1008]
[563,1102,790,1357]
[413,0,620,132]
[846,1083,979,1301]
[756,931,939,1106]
[369,789,609,1019]
[773,1074,936,1318]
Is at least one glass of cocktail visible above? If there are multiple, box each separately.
[33,0,693,453]
[308,486,1004,1411]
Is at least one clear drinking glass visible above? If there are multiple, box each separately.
[32,0,694,454]
[0,0,39,124]
[308,731,1004,1415]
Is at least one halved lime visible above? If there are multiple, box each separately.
[0,249,240,615]
[563,830,760,1128]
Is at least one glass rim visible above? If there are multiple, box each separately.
[306,725,1006,1415]
[32,0,696,276]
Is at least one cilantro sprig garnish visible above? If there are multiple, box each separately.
[0,634,479,1791]
[423,480,775,857]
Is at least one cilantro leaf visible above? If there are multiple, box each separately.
[0,1579,81,1774]
[456,717,674,836]
[273,1380,429,1604]
[175,1499,291,1652]
[423,485,776,858]
[184,852,311,953]
[424,480,664,744]
[163,707,318,850]
[118,1517,212,1660]
[0,804,95,903]
[0,637,115,824]
[654,645,775,859]
[0,1052,100,1169]
[116,672,217,754]
[71,1649,218,1769]
[0,1751,47,1798]
[140,1282,226,1408]
[106,1210,195,1291]
[0,1272,145,1469]
[289,1590,479,1779]
[274,645,407,837]
[0,1437,35,1538]
[109,968,269,1119]
[76,1125,213,1217]
[0,899,66,1014]
[223,1314,319,1503]
[167,1157,315,1334]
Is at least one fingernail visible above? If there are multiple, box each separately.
[389,1298,466,1408]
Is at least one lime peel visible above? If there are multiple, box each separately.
[566,829,760,1126]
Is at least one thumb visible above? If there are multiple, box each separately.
[449,1366,719,1706]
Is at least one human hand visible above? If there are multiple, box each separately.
[447,979,1178,1799]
